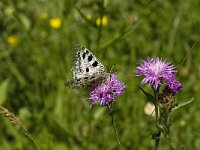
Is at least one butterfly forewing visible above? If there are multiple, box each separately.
[72,45,106,79]
[66,45,108,88]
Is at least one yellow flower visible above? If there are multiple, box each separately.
[49,18,62,29]
[7,35,19,47]
[96,16,108,26]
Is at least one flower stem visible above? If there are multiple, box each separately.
[153,88,161,150]
[96,0,105,50]
[109,107,122,150]
[164,114,175,150]
[25,132,41,150]
[0,106,41,150]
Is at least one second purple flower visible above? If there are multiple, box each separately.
[135,57,181,91]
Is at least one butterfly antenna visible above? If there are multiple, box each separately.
[107,64,116,80]
[110,64,117,74]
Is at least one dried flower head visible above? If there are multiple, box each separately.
[90,74,126,107]
[135,57,177,90]
[158,92,175,111]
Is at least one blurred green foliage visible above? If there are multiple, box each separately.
[0,0,200,149]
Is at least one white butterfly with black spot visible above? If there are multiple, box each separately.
[66,45,109,88]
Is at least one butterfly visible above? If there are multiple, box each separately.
[65,45,109,88]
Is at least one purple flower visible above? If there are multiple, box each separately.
[135,57,177,89]
[166,78,183,93]
[90,74,126,107]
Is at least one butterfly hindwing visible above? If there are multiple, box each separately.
[66,45,108,88]
[66,72,109,88]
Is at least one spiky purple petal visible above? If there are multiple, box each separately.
[135,57,177,89]
[90,74,126,107]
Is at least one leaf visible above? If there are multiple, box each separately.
[19,13,31,31]
[0,79,10,105]
[170,97,194,112]
[138,86,155,104]
[13,12,31,31]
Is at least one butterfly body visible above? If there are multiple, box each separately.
[66,45,109,88]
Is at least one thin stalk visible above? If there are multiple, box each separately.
[0,106,41,150]
[109,107,122,150]
[74,5,96,28]
[169,136,174,150]
[96,16,103,50]
[165,114,174,150]
[21,124,41,150]
[155,131,161,150]
[96,0,105,50]
[158,93,175,150]
[153,88,161,150]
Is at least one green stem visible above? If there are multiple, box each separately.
[19,122,41,150]
[109,107,122,150]
[27,134,41,150]
[96,0,105,50]
[155,131,161,150]
[165,114,174,150]
[74,6,96,28]
[169,136,174,150]
[153,88,161,150]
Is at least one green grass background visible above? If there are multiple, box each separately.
[0,0,200,149]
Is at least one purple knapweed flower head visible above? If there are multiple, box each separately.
[90,74,126,107]
[135,57,177,90]
[166,78,183,94]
